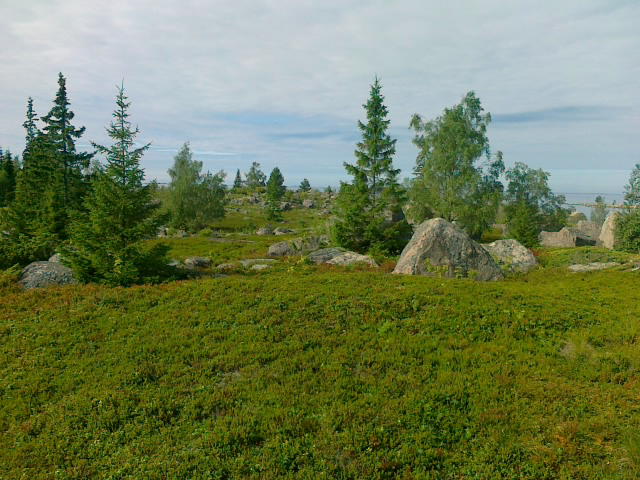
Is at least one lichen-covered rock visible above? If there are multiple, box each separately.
[256,227,274,236]
[268,241,297,257]
[573,220,601,244]
[274,227,295,235]
[392,218,503,281]
[20,261,77,289]
[568,262,619,272]
[308,247,347,264]
[326,252,378,267]
[599,212,620,250]
[539,228,576,248]
[482,239,537,273]
[302,199,315,208]
[184,256,212,268]
[291,236,329,252]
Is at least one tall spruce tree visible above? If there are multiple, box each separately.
[233,168,243,190]
[333,77,408,254]
[41,73,92,212]
[63,85,168,286]
[266,167,285,221]
[23,97,39,146]
[0,149,17,206]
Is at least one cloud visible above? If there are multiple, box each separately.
[0,0,638,189]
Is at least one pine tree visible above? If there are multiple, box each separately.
[298,178,311,192]
[22,97,39,146]
[0,149,17,206]
[233,168,243,190]
[168,142,226,231]
[245,162,266,189]
[41,73,92,212]
[266,167,285,221]
[333,77,408,254]
[63,85,168,286]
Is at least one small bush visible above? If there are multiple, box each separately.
[616,210,640,253]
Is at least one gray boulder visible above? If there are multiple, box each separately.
[280,202,292,211]
[48,253,63,263]
[326,252,378,267]
[568,262,619,272]
[482,239,537,273]
[539,228,576,248]
[184,256,212,268]
[20,261,77,290]
[240,258,278,267]
[250,264,271,271]
[274,227,295,235]
[599,212,620,250]
[392,218,503,281]
[573,220,601,245]
[256,227,274,236]
[268,241,297,257]
[292,235,329,252]
[302,199,315,208]
[308,247,347,264]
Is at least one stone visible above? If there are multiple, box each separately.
[482,239,538,273]
[280,202,292,211]
[256,227,274,236]
[184,256,212,268]
[216,263,238,272]
[291,235,329,252]
[308,247,347,264]
[568,211,588,224]
[568,262,619,273]
[599,212,620,250]
[250,264,272,271]
[302,199,315,208]
[167,259,182,267]
[48,253,63,263]
[240,258,278,267]
[392,218,503,281]
[274,227,295,235]
[19,261,77,290]
[268,241,297,257]
[326,252,378,267]
[539,228,576,248]
[573,220,601,244]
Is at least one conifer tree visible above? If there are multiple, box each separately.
[298,178,311,192]
[233,168,243,190]
[266,167,285,221]
[63,85,168,286]
[41,73,92,211]
[333,77,408,254]
[0,149,17,206]
[22,97,39,146]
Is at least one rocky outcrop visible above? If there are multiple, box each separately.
[392,218,503,281]
[599,212,620,250]
[20,261,77,289]
[302,199,315,209]
[482,239,537,273]
[256,227,273,236]
[568,262,619,272]
[573,220,601,245]
[184,256,212,268]
[326,252,378,267]
[268,241,297,257]
[539,228,576,248]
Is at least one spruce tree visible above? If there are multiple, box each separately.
[41,73,92,212]
[233,168,243,190]
[298,178,311,192]
[23,97,39,146]
[266,167,285,221]
[333,77,408,254]
[63,85,168,286]
[0,150,17,206]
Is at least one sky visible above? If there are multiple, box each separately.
[0,0,638,194]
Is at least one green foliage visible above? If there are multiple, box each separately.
[616,209,640,253]
[298,178,311,192]
[167,142,227,232]
[624,163,640,206]
[245,161,266,189]
[504,162,569,247]
[590,195,608,226]
[2,268,640,478]
[535,246,638,268]
[63,85,169,286]
[0,149,17,207]
[265,167,285,221]
[334,77,408,254]
[408,92,504,239]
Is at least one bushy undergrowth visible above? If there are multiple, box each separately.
[2,269,640,478]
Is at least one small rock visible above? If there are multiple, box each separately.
[568,262,619,272]
[250,264,271,271]
[308,247,347,264]
[326,252,378,267]
[216,263,238,272]
[482,239,537,273]
[274,227,295,236]
[240,258,279,267]
[256,227,274,236]
[268,241,297,257]
[302,199,315,208]
[280,202,292,211]
[184,256,212,268]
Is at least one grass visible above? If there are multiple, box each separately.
[2,266,640,478]
[535,246,639,268]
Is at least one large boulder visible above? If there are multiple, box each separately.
[539,228,576,248]
[574,220,601,244]
[599,212,620,250]
[326,252,378,267]
[308,247,347,264]
[392,218,503,281]
[20,261,77,290]
[482,239,537,273]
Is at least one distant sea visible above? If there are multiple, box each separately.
[561,192,625,216]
